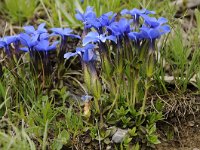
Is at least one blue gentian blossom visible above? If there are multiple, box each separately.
[23,23,47,40]
[82,31,117,46]
[128,32,143,42]
[121,8,155,26]
[64,44,96,63]
[139,24,170,51]
[107,18,132,39]
[140,16,170,41]
[75,6,96,29]
[24,23,47,34]
[19,33,38,51]
[142,15,168,28]
[0,36,18,55]
[88,12,117,33]
[140,25,170,40]
[34,40,59,55]
[98,12,116,27]
[51,28,80,42]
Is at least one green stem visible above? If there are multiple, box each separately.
[108,84,120,115]
[94,97,100,114]
[140,78,149,115]
[133,78,138,107]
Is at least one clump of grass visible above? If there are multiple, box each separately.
[2,0,38,24]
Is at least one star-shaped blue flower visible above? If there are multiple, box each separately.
[34,40,59,55]
[64,44,96,63]
[23,23,48,41]
[98,12,116,27]
[51,28,80,41]
[0,35,18,55]
[23,23,47,35]
[121,8,155,25]
[19,33,39,51]
[107,18,132,38]
[75,6,97,29]
[142,15,168,28]
[82,31,117,46]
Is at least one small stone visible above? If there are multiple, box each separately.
[106,145,112,150]
[193,148,199,150]
[111,128,128,143]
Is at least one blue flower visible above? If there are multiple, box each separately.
[64,44,96,62]
[121,8,155,25]
[107,18,132,38]
[23,23,47,35]
[51,28,80,41]
[142,15,168,28]
[82,31,117,46]
[98,12,116,27]
[138,15,170,42]
[75,6,97,29]
[128,32,143,42]
[19,33,38,51]
[0,35,18,55]
[23,23,48,41]
[34,40,59,54]
[121,8,155,16]
[139,24,170,51]
[140,25,170,40]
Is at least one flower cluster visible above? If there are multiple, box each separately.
[65,6,170,63]
[63,6,171,113]
[0,23,80,57]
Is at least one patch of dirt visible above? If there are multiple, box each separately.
[157,124,200,149]
[156,94,200,150]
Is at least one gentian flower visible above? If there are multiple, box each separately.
[23,23,47,40]
[82,31,117,46]
[86,12,117,33]
[142,15,168,28]
[98,12,116,27]
[75,6,96,29]
[121,8,155,26]
[107,18,132,39]
[19,33,38,52]
[23,23,47,35]
[128,32,143,45]
[0,36,18,55]
[51,28,80,40]
[64,44,96,63]
[34,40,59,55]
[86,11,117,34]
[139,24,170,52]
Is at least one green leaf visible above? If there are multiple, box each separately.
[128,127,137,137]
[147,134,161,144]
[123,136,132,145]
[133,143,140,150]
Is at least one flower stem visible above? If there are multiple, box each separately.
[140,78,149,115]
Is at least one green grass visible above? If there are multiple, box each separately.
[1,0,38,24]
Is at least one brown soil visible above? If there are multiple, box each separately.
[156,105,200,150]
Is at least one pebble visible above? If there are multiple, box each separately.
[111,128,128,143]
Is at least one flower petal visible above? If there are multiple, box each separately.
[64,52,78,59]
[23,26,35,34]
